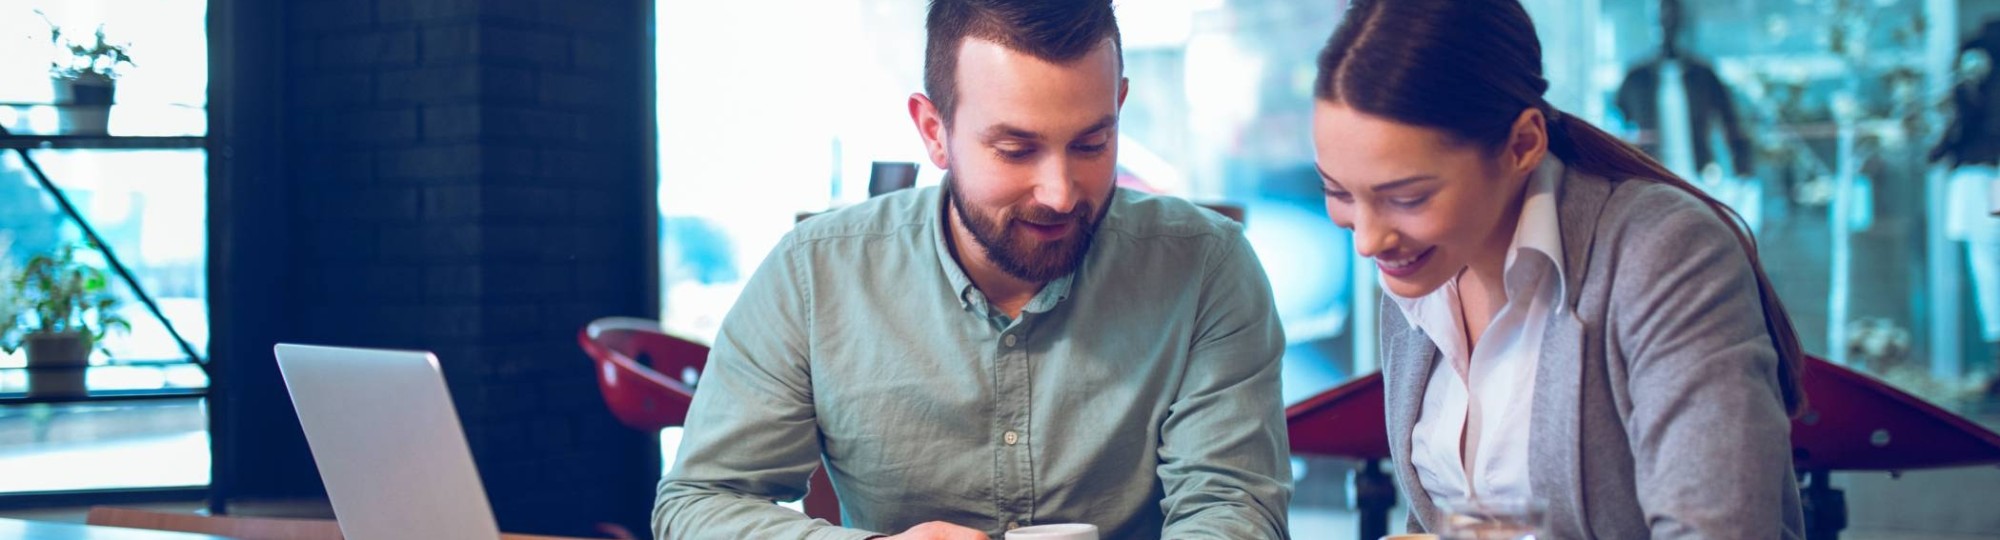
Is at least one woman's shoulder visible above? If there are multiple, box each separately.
[1593,177,1739,246]
[1579,175,1757,293]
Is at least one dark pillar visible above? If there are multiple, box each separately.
[210,0,658,535]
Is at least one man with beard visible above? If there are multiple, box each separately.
[652,1,1289,539]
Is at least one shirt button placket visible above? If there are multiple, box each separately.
[997,330,1032,525]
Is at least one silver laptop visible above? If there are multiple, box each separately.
[273,344,502,540]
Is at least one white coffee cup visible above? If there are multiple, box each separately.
[1004,523,1098,540]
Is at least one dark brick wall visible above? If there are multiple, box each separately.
[212,0,656,535]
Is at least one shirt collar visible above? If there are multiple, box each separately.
[931,189,1079,317]
[1512,154,1568,301]
[1386,155,1570,323]
[932,191,979,309]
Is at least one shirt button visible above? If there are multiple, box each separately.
[1007,522,1021,530]
[1003,334,1018,347]
[1004,431,1020,445]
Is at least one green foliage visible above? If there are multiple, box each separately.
[0,243,129,356]
[36,10,136,81]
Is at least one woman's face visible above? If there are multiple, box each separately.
[1310,101,1545,298]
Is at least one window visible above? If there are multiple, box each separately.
[0,0,210,494]
[1584,0,2000,425]
[655,1,1364,534]
[655,0,1357,399]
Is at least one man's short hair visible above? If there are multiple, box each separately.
[923,0,1123,127]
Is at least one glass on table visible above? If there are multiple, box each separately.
[1436,496,1545,540]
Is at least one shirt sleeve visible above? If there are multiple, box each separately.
[1156,229,1294,539]
[652,234,882,540]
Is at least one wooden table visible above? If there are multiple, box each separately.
[0,517,601,539]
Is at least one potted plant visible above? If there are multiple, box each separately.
[38,10,135,135]
[1,243,128,396]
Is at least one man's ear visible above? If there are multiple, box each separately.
[909,93,951,169]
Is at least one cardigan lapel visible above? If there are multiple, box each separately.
[1532,311,1590,537]
[1380,295,1444,530]
[1551,160,1610,311]
[1531,164,1615,537]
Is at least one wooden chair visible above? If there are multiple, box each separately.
[86,507,343,539]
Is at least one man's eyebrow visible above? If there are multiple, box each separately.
[982,123,1041,141]
[980,115,1119,142]
[1073,115,1117,139]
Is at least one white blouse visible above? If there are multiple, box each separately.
[1387,157,1569,502]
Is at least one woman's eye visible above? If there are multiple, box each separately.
[1390,195,1430,208]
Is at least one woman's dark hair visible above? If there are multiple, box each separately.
[1315,0,1805,414]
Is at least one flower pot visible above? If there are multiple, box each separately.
[51,76,116,136]
[25,331,91,397]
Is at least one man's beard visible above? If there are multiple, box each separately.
[945,173,1110,283]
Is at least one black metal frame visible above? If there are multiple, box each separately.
[0,125,211,377]
[0,136,204,150]
[1802,469,1848,540]
[0,387,206,405]
[0,93,214,512]
[1351,458,1397,540]
[0,487,210,512]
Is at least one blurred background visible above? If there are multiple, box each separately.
[1,0,1997,538]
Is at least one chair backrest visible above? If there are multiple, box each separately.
[86,507,344,540]
[1285,371,1389,460]
[1280,356,2000,471]
[1791,355,2000,471]
[578,317,844,526]
[579,317,709,431]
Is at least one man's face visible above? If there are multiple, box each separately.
[925,37,1127,283]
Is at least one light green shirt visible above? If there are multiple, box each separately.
[653,186,1290,540]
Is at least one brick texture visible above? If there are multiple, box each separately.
[217,0,656,535]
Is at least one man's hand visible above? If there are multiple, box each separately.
[879,521,991,540]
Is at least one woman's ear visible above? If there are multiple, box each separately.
[1504,108,1550,176]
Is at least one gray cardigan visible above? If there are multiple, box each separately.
[1380,162,1806,539]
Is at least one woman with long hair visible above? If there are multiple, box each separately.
[1310,0,1805,536]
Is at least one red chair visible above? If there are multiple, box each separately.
[1284,357,2000,540]
[1791,358,2000,471]
[580,317,706,432]
[580,317,843,525]
[1789,357,2000,540]
[1286,372,1394,540]
[1286,371,1389,460]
